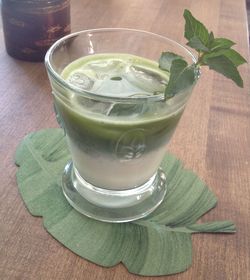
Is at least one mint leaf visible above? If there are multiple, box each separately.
[223,49,247,66]
[203,49,247,66]
[159,52,183,71]
[187,36,209,52]
[165,59,197,98]
[184,9,209,47]
[205,55,243,87]
[208,31,215,46]
[183,9,246,89]
[159,9,247,99]
[210,38,235,51]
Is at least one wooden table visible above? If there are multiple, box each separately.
[1,0,249,279]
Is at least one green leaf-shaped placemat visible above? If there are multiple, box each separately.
[15,129,236,276]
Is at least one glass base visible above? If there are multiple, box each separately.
[61,162,167,223]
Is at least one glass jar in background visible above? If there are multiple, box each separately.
[1,0,71,62]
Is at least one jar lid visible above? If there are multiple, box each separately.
[2,0,68,7]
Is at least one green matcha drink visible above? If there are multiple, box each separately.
[46,15,245,221]
[54,53,184,190]
[45,28,201,221]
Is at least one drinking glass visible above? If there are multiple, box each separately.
[45,28,197,222]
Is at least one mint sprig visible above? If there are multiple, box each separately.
[159,54,197,98]
[160,9,247,98]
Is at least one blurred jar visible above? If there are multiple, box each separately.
[1,0,71,62]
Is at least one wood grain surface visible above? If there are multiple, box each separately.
[0,0,249,279]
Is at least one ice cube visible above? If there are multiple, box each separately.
[68,71,95,90]
[124,65,166,94]
[107,102,145,117]
[88,59,125,79]
[72,94,114,116]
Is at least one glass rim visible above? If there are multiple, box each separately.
[45,28,197,103]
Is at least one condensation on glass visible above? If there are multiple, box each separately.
[1,0,71,62]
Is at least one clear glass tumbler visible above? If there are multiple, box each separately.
[45,28,197,222]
